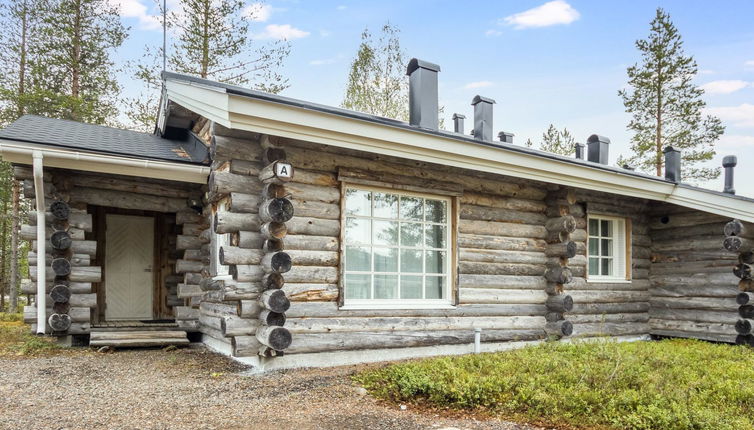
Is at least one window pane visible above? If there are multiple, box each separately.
[345,218,370,244]
[373,220,399,246]
[589,218,598,234]
[374,248,398,272]
[602,239,613,256]
[400,276,423,299]
[588,238,599,256]
[425,199,447,223]
[425,276,445,299]
[345,189,371,216]
[373,192,398,219]
[425,224,447,249]
[601,220,611,237]
[400,249,423,273]
[400,196,423,221]
[345,246,371,271]
[345,274,371,299]
[400,222,422,247]
[601,258,613,276]
[425,250,446,274]
[374,275,398,299]
[588,257,599,276]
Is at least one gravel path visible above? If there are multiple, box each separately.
[0,345,543,430]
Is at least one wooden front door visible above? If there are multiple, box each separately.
[105,214,154,320]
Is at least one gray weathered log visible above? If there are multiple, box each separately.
[735,319,754,334]
[208,170,262,198]
[70,187,186,212]
[48,313,72,331]
[286,217,340,237]
[544,266,572,284]
[260,222,287,240]
[228,192,259,213]
[545,241,577,258]
[28,211,92,231]
[546,294,573,312]
[545,216,576,233]
[259,309,286,326]
[737,292,754,305]
[219,246,263,265]
[724,219,754,239]
[260,289,291,313]
[30,266,101,282]
[231,335,262,357]
[221,316,259,337]
[256,326,292,351]
[50,284,71,303]
[545,320,573,337]
[259,198,294,223]
[215,212,260,234]
[262,252,292,274]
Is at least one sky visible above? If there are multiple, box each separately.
[113,0,754,197]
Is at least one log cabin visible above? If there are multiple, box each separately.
[1,58,753,369]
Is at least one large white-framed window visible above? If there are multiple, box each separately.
[342,186,453,308]
[210,199,230,278]
[587,215,629,282]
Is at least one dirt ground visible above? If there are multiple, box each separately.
[0,345,544,430]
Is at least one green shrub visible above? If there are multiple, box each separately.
[0,316,61,356]
[354,339,754,430]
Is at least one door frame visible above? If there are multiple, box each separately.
[90,206,172,324]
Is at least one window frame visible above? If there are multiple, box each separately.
[210,198,231,279]
[339,184,456,310]
[586,214,631,283]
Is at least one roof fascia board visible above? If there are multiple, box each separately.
[165,80,232,127]
[0,140,210,184]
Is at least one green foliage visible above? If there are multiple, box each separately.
[355,339,754,430]
[342,24,409,121]
[619,8,724,181]
[126,0,291,131]
[535,124,575,156]
[0,317,61,356]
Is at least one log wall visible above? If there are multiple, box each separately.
[648,205,738,343]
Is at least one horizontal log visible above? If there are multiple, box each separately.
[459,288,548,304]
[259,198,294,223]
[20,225,84,241]
[22,282,91,295]
[285,182,340,204]
[211,135,263,162]
[458,219,546,239]
[219,246,263,265]
[458,234,546,252]
[650,297,737,311]
[570,302,649,314]
[572,322,649,337]
[30,266,101,282]
[737,292,754,305]
[649,260,736,276]
[724,219,754,239]
[460,204,547,225]
[458,274,546,290]
[569,290,649,304]
[221,316,259,337]
[174,306,200,320]
[283,234,339,252]
[284,266,338,284]
[649,212,726,230]
[460,192,546,213]
[653,237,723,253]
[286,329,545,354]
[544,266,572,284]
[545,242,577,258]
[286,315,545,333]
[649,285,738,298]
[546,294,573,312]
[176,234,208,250]
[28,253,89,267]
[286,217,340,237]
[648,307,737,324]
[231,265,265,282]
[69,173,197,199]
[649,318,734,335]
[286,250,339,267]
[31,322,90,335]
[285,302,548,318]
[231,335,262,357]
[70,187,186,213]
[284,283,338,301]
[260,289,290,313]
[177,284,203,298]
[459,261,544,276]
[24,306,90,323]
[175,259,206,274]
[256,325,292,351]
[568,313,649,324]
[209,170,262,197]
[262,252,292,274]
[459,249,547,265]
[650,272,736,288]
[545,320,573,337]
[176,210,204,225]
[215,212,260,234]
[28,211,92,231]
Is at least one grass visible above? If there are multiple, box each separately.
[0,312,62,357]
[354,339,754,430]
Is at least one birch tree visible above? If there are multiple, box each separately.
[619,8,723,181]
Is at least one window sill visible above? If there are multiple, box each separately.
[340,303,456,311]
[585,278,632,284]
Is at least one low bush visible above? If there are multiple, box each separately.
[0,313,61,356]
[354,339,754,430]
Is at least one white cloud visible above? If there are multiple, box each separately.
[485,29,502,37]
[464,81,494,89]
[701,80,750,95]
[502,0,580,29]
[108,0,162,30]
[310,58,336,66]
[706,104,754,127]
[336,5,347,10]
[253,24,310,40]
[242,3,273,22]
[717,134,754,150]
[745,60,754,67]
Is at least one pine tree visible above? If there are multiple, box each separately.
[342,24,409,121]
[126,0,290,132]
[0,0,41,126]
[619,8,723,181]
[535,124,575,156]
[31,0,128,124]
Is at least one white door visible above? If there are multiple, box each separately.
[105,214,154,320]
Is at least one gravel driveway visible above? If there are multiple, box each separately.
[0,345,542,430]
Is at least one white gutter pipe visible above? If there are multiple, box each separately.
[0,141,210,184]
[32,151,46,334]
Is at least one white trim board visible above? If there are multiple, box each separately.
[164,76,754,223]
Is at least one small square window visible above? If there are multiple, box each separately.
[587,215,629,281]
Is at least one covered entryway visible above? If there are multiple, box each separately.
[105,214,155,320]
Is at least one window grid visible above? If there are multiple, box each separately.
[343,187,451,304]
[587,215,627,281]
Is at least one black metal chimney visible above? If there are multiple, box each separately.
[664,146,681,182]
[575,142,585,159]
[452,113,465,134]
[406,58,441,130]
[498,131,514,144]
[586,135,610,164]
[472,95,495,142]
[723,155,737,194]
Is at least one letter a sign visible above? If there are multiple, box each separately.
[275,161,293,181]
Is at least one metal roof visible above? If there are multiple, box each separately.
[0,115,208,165]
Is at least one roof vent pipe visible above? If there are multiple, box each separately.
[472,95,495,142]
[498,131,514,144]
[586,134,610,164]
[664,146,681,182]
[723,155,737,194]
[575,142,585,159]
[452,114,465,134]
[406,58,441,130]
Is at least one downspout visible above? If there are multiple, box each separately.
[32,150,46,334]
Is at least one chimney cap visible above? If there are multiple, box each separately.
[407,58,441,75]
[472,95,496,105]
[663,145,679,154]
[498,131,514,141]
[587,134,610,145]
[452,113,466,120]
[723,155,738,167]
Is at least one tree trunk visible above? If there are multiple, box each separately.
[9,179,20,312]
[0,195,7,310]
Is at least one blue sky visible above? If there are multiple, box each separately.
[115,0,754,196]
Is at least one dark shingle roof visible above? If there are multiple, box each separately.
[0,115,208,165]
